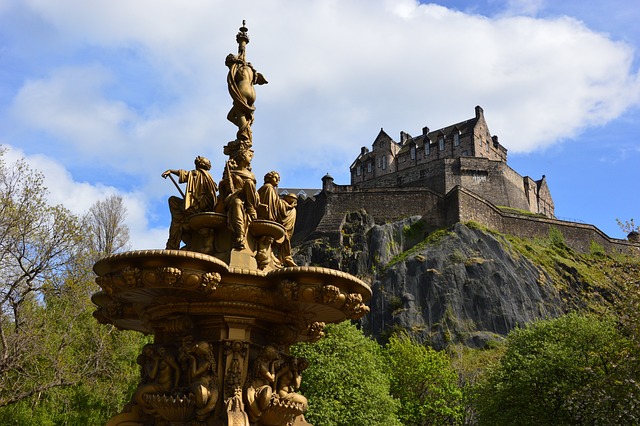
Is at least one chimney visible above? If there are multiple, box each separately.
[422,126,430,135]
[475,105,484,118]
[400,131,408,143]
[360,146,368,156]
[492,135,499,146]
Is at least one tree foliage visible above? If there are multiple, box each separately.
[0,152,84,405]
[476,313,639,425]
[0,150,146,423]
[385,334,464,425]
[291,322,402,426]
[86,194,130,259]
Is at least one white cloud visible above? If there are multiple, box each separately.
[0,145,168,249]
[12,66,136,155]
[10,0,639,159]
[1,0,639,246]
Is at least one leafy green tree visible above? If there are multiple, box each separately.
[476,313,638,425]
[385,334,464,425]
[291,321,402,426]
[0,151,85,406]
[0,150,146,423]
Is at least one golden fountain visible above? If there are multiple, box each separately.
[91,22,371,426]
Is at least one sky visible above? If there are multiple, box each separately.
[0,0,638,249]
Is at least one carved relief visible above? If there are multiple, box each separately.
[119,339,221,424]
[319,284,343,304]
[245,345,310,426]
[224,340,249,399]
[306,321,325,342]
[342,293,371,319]
[123,266,142,287]
[279,280,298,301]
[96,275,113,295]
[157,267,183,286]
[201,271,222,293]
[179,338,219,421]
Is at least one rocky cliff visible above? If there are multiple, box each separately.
[293,210,636,349]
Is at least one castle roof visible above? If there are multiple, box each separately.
[278,187,321,200]
[396,114,479,155]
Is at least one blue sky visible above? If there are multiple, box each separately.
[0,0,638,248]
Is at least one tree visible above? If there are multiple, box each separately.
[0,151,85,406]
[291,321,402,426]
[385,334,464,425]
[476,313,638,425]
[86,194,130,259]
[0,151,146,423]
[616,218,638,234]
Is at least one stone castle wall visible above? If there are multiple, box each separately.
[293,185,638,256]
[449,187,639,256]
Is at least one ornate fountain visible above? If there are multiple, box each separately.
[92,22,371,426]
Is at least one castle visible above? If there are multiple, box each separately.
[291,106,638,256]
[349,106,554,217]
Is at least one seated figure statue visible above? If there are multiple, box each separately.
[162,156,217,250]
[257,171,297,267]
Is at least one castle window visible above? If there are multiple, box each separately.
[410,145,416,160]
[425,143,430,156]
[356,165,362,176]
[367,162,372,173]
[454,132,460,146]
[486,143,489,153]
[438,137,445,151]
[382,156,387,170]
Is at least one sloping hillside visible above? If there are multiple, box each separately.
[293,211,640,348]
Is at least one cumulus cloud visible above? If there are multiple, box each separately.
[1,0,639,246]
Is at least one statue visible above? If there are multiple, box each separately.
[133,345,180,414]
[258,171,297,266]
[275,356,309,408]
[244,345,282,422]
[179,339,219,421]
[162,156,217,250]
[226,20,267,145]
[218,148,259,250]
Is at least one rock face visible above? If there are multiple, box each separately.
[293,211,565,349]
